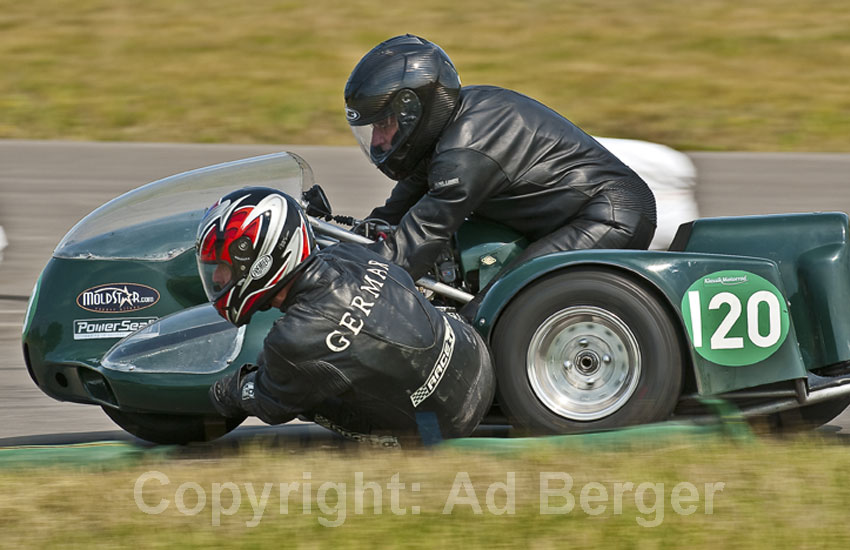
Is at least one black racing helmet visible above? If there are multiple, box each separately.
[344,35,461,180]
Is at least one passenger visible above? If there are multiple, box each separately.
[198,187,495,445]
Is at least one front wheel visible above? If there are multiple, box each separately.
[491,268,684,434]
[103,407,245,445]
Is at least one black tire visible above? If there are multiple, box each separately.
[492,268,684,434]
[768,396,850,431]
[103,407,245,445]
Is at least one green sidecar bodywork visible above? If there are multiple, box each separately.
[21,152,850,442]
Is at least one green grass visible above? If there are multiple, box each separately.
[1,0,849,151]
[2,436,850,548]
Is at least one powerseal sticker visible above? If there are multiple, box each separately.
[681,270,790,367]
[76,283,160,313]
[73,317,159,340]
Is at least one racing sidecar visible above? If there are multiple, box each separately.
[21,152,850,443]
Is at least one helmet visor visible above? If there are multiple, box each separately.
[351,112,416,167]
[198,259,238,303]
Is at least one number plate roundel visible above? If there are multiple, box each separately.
[681,270,790,366]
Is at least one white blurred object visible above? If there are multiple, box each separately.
[595,137,699,250]
[0,225,7,263]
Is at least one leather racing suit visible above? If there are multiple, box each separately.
[368,85,658,281]
[243,243,495,443]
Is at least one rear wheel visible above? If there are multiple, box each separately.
[492,268,684,434]
[103,407,245,445]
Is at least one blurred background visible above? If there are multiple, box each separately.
[1,0,848,151]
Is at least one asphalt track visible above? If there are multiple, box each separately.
[2,140,850,445]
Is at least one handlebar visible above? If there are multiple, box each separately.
[308,216,474,304]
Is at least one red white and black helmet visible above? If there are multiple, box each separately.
[196,187,315,326]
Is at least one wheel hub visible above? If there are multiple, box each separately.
[573,349,600,375]
[528,306,641,421]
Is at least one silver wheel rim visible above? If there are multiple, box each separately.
[527,306,641,421]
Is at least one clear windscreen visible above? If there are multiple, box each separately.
[101,303,245,375]
[54,152,314,261]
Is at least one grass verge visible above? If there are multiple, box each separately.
[1,0,849,151]
[1,434,849,548]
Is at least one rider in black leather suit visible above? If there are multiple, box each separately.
[345,35,657,285]
[198,188,494,445]
[246,244,494,443]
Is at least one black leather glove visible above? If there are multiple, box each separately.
[209,363,259,418]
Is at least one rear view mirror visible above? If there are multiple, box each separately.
[302,184,333,220]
